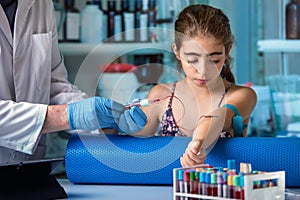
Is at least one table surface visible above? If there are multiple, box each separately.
[59,179,300,200]
[58,179,174,200]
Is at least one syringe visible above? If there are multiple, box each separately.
[125,98,161,109]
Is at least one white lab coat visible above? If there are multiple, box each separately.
[0,0,87,163]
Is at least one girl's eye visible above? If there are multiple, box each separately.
[187,60,198,64]
[187,59,198,64]
[209,60,220,64]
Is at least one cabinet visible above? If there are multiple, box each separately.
[59,42,170,56]
[256,0,300,133]
[256,38,300,133]
[59,40,175,98]
[257,0,300,76]
[257,39,300,75]
[56,0,178,96]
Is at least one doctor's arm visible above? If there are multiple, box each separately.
[42,97,148,134]
[41,104,69,133]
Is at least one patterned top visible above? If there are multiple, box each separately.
[159,82,233,137]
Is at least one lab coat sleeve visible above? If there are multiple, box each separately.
[0,100,48,155]
[49,1,88,105]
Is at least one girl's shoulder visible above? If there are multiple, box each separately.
[229,84,257,101]
[147,83,175,99]
[231,83,256,93]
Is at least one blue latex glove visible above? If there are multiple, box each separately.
[68,97,147,133]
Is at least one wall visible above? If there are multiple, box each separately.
[210,0,252,84]
[58,0,300,85]
[262,0,300,82]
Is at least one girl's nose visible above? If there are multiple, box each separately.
[193,59,208,75]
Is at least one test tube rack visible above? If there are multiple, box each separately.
[173,165,285,200]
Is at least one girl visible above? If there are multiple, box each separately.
[134,4,257,167]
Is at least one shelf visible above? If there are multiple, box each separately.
[59,42,171,56]
[257,39,300,53]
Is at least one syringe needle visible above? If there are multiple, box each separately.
[126,98,161,109]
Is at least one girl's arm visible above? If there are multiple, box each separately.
[134,84,171,136]
[181,86,257,167]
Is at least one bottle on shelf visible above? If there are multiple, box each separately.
[63,0,80,42]
[139,0,149,42]
[286,0,300,39]
[148,0,157,42]
[80,1,103,44]
[114,2,122,42]
[107,0,122,42]
[99,1,108,42]
[121,0,135,42]
[53,0,64,42]
[134,0,143,42]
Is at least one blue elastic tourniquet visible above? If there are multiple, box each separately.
[223,104,246,137]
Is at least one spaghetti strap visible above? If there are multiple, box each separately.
[159,81,185,136]
[217,83,233,108]
[167,82,177,108]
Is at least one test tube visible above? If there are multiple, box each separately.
[210,173,218,197]
[217,171,223,198]
[199,171,206,196]
[261,180,268,188]
[227,174,234,199]
[227,159,236,171]
[183,170,190,200]
[240,163,252,175]
[253,180,261,189]
[189,170,197,200]
[177,170,184,200]
[205,170,212,196]
[239,173,245,200]
[195,168,201,195]
[222,173,228,198]
[233,175,242,199]
[268,179,277,187]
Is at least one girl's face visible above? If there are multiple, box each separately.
[174,36,227,86]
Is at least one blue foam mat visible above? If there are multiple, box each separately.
[65,133,300,186]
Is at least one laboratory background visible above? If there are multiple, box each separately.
[42,0,300,196]
[0,0,296,199]
[46,0,300,158]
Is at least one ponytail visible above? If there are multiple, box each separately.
[221,56,235,83]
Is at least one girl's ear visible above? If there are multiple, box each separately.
[172,43,181,60]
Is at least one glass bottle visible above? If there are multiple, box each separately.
[80,1,103,43]
[121,0,135,42]
[286,0,299,39]
[114,1,122,42]
[139,0,149,42]
[53,0,64,42]
[148,0,156,42]
[99,1,108,41]
[63,0,80,42]
[233,175,242,200]
[107,1,116,41]
[134,0,143,42]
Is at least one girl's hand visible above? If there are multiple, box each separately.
[180,140,206,167]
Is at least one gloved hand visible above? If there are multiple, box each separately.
[67,97,147,133]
